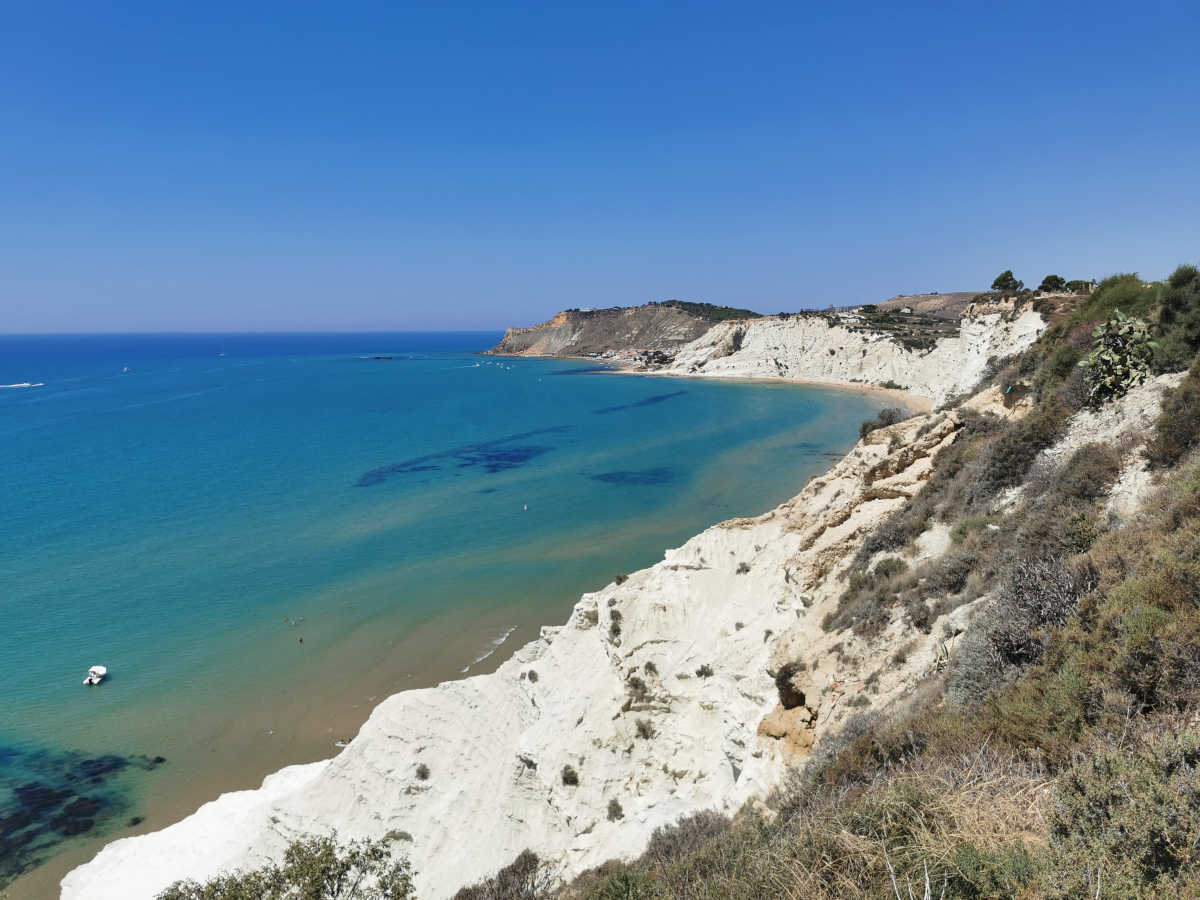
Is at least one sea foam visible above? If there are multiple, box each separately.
[462,626,518,673]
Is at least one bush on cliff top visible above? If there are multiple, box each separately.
[859,407,910,439]
[157,833,414,900]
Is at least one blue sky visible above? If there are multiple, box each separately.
[2,1,1198,332]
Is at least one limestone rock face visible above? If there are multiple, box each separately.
[659,306,1044,406]
[486,305,731,357]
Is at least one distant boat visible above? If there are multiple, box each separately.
[83,665,107,686]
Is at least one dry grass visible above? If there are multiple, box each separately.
[561,747,1048,900]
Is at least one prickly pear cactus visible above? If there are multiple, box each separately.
[1079,310,1156,408]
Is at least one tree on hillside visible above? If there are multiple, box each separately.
[157,833,414,900]
[1066,279,1091,293]
[1038,274,1066,293]
[991,270,1024,294]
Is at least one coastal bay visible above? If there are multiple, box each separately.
[0,333,887,895]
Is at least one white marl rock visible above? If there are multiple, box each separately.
[659,305,1044,407]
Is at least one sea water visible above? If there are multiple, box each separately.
[0,333,888,887]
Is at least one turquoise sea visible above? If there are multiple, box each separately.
[0,333,887,888]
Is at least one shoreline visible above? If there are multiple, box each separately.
[481,348,934,413]
[608,363,935,413]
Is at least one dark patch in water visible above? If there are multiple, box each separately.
[357,426,570,487]
[478,487,499,494]
[550,366,616,376]
[793,441,844,459]
[592,391,687,415]
[0,747,166,886]
[590,467,676,486]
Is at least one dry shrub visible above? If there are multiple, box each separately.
[948,558,1098,709]
[642,810,731,866]
[859,407,910,440]
[567,746,1047,900]
[453,849,555,900]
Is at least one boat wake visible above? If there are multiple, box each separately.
[461,626,518,673]
[1,382,44,389]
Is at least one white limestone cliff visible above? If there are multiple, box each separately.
[657,304,1044,407]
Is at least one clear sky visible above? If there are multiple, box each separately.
[3,1,1199,332]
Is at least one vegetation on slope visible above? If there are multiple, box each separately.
[652,300,761,322]
[158,833,414,899]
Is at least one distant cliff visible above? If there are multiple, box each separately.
[486,301,760,357]
[656,301,1044,406]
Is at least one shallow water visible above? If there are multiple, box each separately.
[0,333,886,888]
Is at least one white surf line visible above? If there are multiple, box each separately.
[461,625,519,673]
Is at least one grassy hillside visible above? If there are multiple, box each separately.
[651,300,761,322]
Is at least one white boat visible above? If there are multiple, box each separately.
[83,665,107,686]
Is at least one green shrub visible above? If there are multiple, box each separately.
[1037,733,1200,898]
[452,849,555,900]
[825,557,912,635]
[157,832,414,900]
[562,765,579,786]
[949,514,989,543]
[1146,360,1200,468]
[859,407,910,439]
[1014,501,1100,559]
[1054,442,1122,502]
[1153,263,1200,371]
[607,799,624,821]
[1074,273,1157,326]
[694,664,714,678]
[973,403,1066,498]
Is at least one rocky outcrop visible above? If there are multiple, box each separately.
[486,303,758,358]
[656,304,1044,407]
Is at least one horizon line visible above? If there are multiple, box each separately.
[0,328,510,337]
